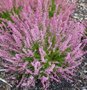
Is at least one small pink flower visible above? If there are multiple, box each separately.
[39,47,46,63]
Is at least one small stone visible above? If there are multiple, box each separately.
[82,87,87,90]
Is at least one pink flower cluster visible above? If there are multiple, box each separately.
[0,0,24,13]
[0,0,86,89]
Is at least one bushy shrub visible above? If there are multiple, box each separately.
[0,0,86,89]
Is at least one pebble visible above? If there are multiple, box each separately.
[73,0,87,21]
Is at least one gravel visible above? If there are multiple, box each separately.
[73,0,87,21]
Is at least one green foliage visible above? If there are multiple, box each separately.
[0,11,12,21]
[28,64,34,71]
[49,0,56,18]
[12,6,22,15]
[0,6,22,22]
[44,31,67,67]
[40,61,49,77]
[34,51,41,60]
[45,48,65,67]
[32,42,39,51]
[23,31,72,71]
[32,42,41,60]
[42,60,50,70]
[51,35,56,47]
[39,71,47,77]
[23,57,33,62]
[9,50,17,56]
[44,34,49,50]
[65,47,71,52]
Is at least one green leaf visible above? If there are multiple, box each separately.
[42,60,49,70]
[49,0,56,18]
[28,65,34,71]
[32,42,41,60]
[39,72,47,77]
[23,57,33,62]
[65,47,71,52]
[13,6,22,15]
[45,48,66,67]
[32,42,39,51]
[34,51,41,60]
[10,51,16,56]
[0,11,12,21]
[16,74,23,80]
[57,63,62,67]
[0,6,22,23]
[52,35,56,47]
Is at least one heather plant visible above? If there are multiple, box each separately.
[0,0,86,90]
[0,0,23,12]
[0,6,22,22]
